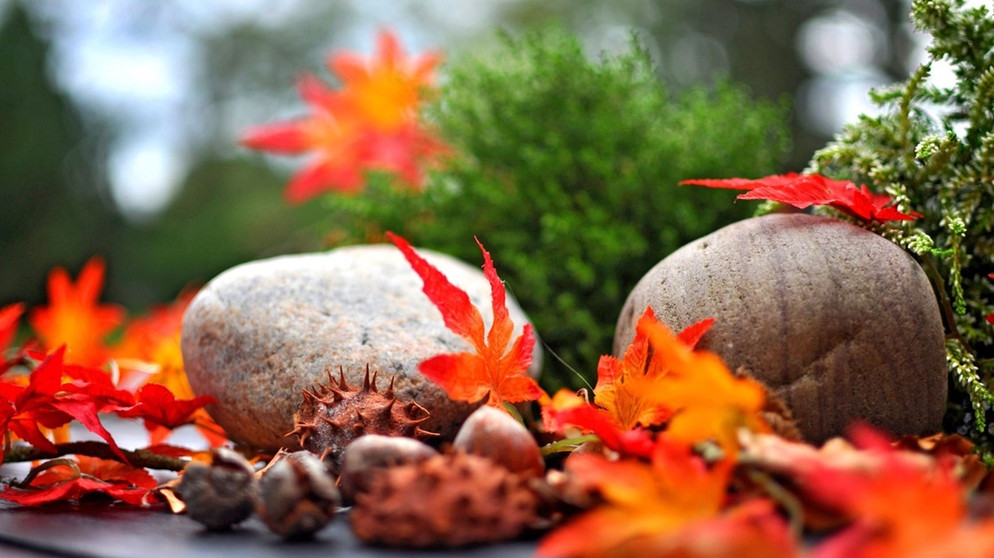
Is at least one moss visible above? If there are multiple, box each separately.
[807,0,994,443]
[324,28,790,390]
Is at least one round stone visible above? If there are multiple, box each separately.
[615,213,947,443]
[181,244,542,452]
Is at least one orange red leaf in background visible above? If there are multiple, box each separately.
[27,257,124,367]
[0,302,24,357]
[388,232,545,409]
[241,30,448,202]
[681,173,921,222]
[538,439,796,558]
[0,456,156,506]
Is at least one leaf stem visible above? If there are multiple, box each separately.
[747,469,804,538]
[541,434,600,456]
[3,441,188,472]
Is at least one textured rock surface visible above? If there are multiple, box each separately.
[182,245,541,452]
[616,213,947,443]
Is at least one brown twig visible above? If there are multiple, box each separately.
[3,441,188,471]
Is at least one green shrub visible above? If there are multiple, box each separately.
[325,28,790,390]
[807,0,994,441]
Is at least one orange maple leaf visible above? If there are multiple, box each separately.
[331,29,443,131]
[388,232,546,410]
[538,439,796,558]
[241,30,448,202]
[803,426,994,558]
[639,319,768,456]
[28,257,124,367]
[594,307,713,431]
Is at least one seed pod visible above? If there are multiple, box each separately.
[350,452,540,548]
[453,405,545,478]
[175,448,258,531]
[258,451,341,540]
[287,367,436,474]
[338,434,439,504]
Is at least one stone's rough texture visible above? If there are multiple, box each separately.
[616,213,947,443]
[181,245,542,452]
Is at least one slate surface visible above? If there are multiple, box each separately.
[0,422,538,557]
[0,502,538,557]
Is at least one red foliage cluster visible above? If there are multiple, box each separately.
[1,258,222,506]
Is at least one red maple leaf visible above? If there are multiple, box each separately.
[680,172,921,222]
[116,383,216,445]
[241,30,448,202]
[0,347,75,459]
[388,232,546,409]
[0,348,136,464]
[0,456,157,506]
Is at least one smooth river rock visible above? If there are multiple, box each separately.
[615,213,947,443]
[181,244,542,452]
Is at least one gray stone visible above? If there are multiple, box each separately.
[615,213,947,443]
[181,244,542,452]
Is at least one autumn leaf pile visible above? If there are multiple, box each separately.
[0,258,225,506]
[390,233,994,557]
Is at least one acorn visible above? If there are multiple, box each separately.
[175,447,258,531]
[338,434,439,504]
[257,450,341,540]
[286,366,436,473]
[452,405,545,478]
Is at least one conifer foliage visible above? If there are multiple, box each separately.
[807,0,994,440]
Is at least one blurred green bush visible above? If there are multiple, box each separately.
[323,28,791,390]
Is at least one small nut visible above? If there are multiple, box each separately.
[175,448,258,531]
[258,451,341,540]
[338,435,438,504]
[453,406,545,478]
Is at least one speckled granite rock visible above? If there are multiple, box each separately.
[181,244,542,452]
[615,213,947,443]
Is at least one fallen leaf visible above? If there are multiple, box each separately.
[538,440,795,557]
[388,233,545,409]
[0,456,156,507]
[681,173,921,222]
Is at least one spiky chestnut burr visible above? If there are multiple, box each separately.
[287,366,436,473]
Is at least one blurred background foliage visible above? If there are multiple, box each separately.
[1,0,928,382]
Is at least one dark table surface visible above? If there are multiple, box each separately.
[0,422,538,557]
[0,501,538,558]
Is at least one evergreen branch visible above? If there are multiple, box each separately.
[3,441,188,471]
